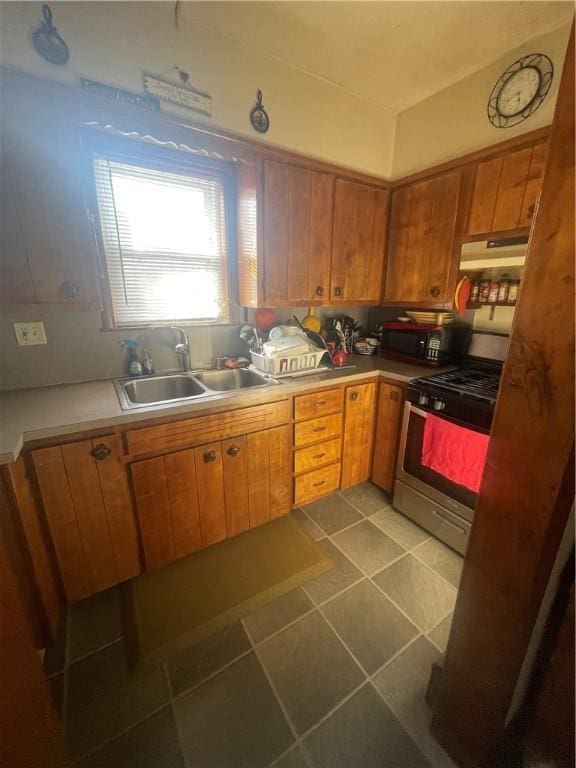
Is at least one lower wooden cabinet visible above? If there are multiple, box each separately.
[341,383,377,489]
[371,382,404,492]
[31,436,140,602]
[131,425,292,570]
[295,463,341,506]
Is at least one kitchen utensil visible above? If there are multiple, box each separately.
[302,306,321,333]
[454,276,472,315]
[254,307,276,330]
[405,311,455,326]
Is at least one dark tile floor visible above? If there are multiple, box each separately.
[45,482,463,768]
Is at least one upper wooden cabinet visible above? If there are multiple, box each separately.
[263,160,334,304]
[237,162,389,307]
[383,169,462,306]
[467,142,547,235]
[0,80,100,307]
[330,180,389,304]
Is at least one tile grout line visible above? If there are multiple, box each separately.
[410,545,463,592]
[163,662,190,768]
[66,635,125,668]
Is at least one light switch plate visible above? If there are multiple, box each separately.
[14,322,48,346]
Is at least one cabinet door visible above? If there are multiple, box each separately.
[222,436,250,537]
[371,383,404,493]
[384,170,460,304]
[32,436,140,601]
[467,143,546,235]
[341,383,376,489]
[132,449,203,570]
[1,80,99,306]
[263,160,333,304]
[330,180,389,304]
[194,443,227,547]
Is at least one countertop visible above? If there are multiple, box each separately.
[0,356,447,465]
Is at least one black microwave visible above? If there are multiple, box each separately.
[380,322,468,366]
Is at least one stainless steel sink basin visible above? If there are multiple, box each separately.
[193,368,271,392]
[117,374,207,407]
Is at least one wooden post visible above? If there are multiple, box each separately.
[431,25,575,767]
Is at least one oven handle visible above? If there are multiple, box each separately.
[407,402,490,435]
[431,507,468,536]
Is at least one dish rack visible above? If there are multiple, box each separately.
[250,349,327,375]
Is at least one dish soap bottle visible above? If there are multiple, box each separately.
[121,340,144,377]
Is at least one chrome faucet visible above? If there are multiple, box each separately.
[170,326,191,372]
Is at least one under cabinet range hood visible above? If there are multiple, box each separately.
[460,236,528,271]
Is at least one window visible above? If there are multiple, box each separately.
[92,150,230,327]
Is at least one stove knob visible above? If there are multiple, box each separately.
[433,398,446,411]
[418,393,429,406]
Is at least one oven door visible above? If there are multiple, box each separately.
[396,401,485,523]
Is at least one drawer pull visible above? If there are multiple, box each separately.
[313,453,326,459]
[349,392,359,401]
[227,444,240,457]
[390,391,400,402]
[430,286,440,298]
[528,203,535,217]
[312,426,326,433]
[334,286,342,297]
[313,400,328,406]
[315,285,324,296]
[203,450,217,463]
[313,480,326,488]
[90,444,111,461]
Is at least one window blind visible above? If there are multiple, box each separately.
[92,155,229,327]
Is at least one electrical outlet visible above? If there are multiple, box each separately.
[14,322,48,346]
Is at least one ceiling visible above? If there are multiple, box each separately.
[181,1,573,112]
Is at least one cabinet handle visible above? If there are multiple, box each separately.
[203,450,217,463]
[528,203,535,217]
[315,285,324,297]
[312,426,326,433]
[313,400,328,406]
[227,444,240,457]
[59,280,80,299]
[313,480,326,488]
[429,286,440,298]
[350,392,359,401]
[313,453,326,459]
[390,391,400,402]
[334,286,342,297]
[90,444,111,461]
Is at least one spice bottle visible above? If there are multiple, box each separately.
[479,278,491,302]
[470,281,480,303]
[508,280,520,303]
[488,277,500,303]
[497,274,510,303]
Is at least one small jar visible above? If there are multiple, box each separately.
[488,280,500,303]
[508,280,520,303]
[498,275,510,303]
[470,282,480,303]
[479,279,491,302]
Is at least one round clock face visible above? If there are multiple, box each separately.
[488,53,553,128]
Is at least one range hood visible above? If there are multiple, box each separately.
[460,236,528,270]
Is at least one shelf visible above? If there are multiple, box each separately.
[467,301,517,309]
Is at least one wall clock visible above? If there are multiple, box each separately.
[487,53,553,128]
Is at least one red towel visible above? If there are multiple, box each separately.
[421,413,489,493]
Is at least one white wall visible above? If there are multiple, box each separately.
[392,24,571,177]
[0,1,395,177]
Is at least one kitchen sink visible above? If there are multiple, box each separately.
[193,368,272,392]
[114,368,277,410]
[117,374,207,407]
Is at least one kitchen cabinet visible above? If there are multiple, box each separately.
[237,163,389,308]
[31,436,140,602]
[371,382,404,493]
[467,142,547,235]
[0,78,100,307]
[383,169,462,306]
[341,382,377,489]
[330,180,389,304]
[131,425,292,570]
[262,160,334,304]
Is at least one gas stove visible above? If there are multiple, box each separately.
[412,366,502,405]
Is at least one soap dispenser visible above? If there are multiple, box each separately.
[121,340,144,377]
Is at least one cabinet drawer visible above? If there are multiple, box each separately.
[294,413,342,448]
[294,438,341,475]
[295,464,341,506]
[126,400,290,457]
[294,388,343,421]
